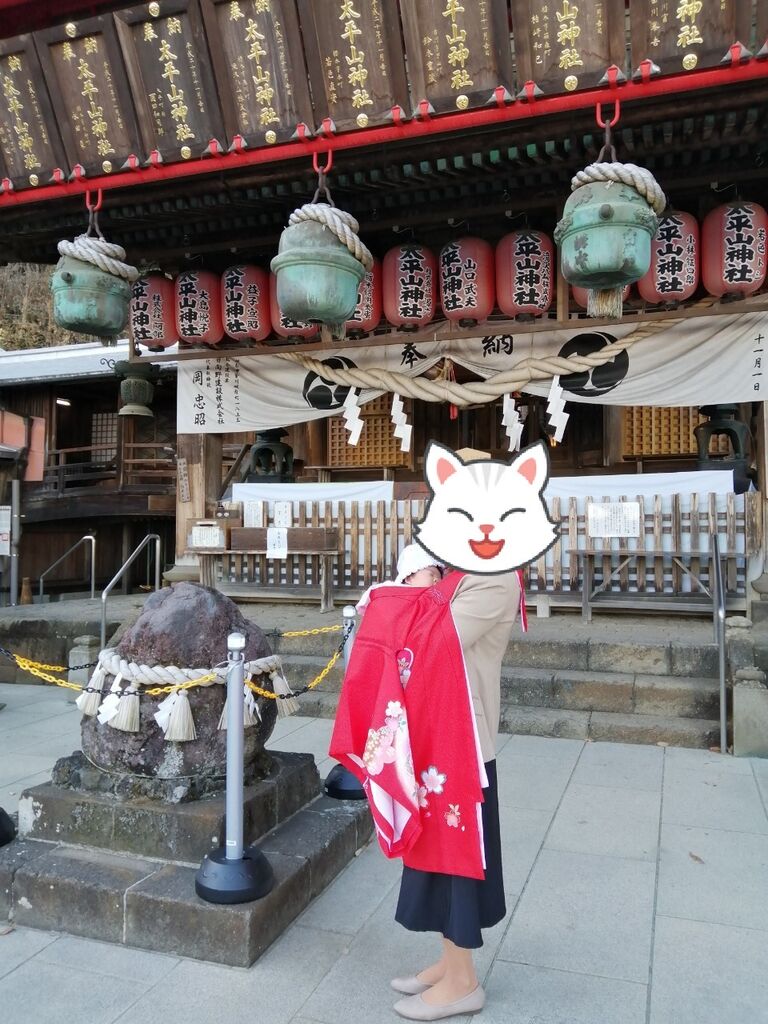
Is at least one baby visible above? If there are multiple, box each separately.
[394,542,445,588]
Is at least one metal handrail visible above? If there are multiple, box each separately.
[101,534,161,648]
[712,533,727,753]
[39,535,96,602]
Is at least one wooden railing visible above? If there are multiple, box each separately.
[203,491,762,607]
[36,442,176,493]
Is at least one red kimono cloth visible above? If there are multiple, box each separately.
[329,571,487,880]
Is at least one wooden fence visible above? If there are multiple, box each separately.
[207,490,763,604]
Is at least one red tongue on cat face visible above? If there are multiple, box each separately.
[469,538,506,560]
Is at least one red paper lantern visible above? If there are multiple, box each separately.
[175,271,224,346]
[638,211,699,305]
[346,260,383,337]
[383,244,437,329]
[702,202,768,298]
[269,275,319,339]
[572,284,630,309]
[496,231,554,317]
[439,237,495,325]
[221,265,270,342]
[130,274,177,351]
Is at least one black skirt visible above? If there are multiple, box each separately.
[394,760,505,949]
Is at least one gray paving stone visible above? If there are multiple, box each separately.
[552,669,635,713]
[0,926,59,981]
[498,806,553,893]
[0,959,148,1024]
[589,711,717,748]
[633,675,719,719]
[663,746,752,774]
[0,838,50,919]
[495,754,574,812]
[545,783,661,861]
[114,924,350,1024]
[33,933,179,984]
[0,753,58,787]
[480,961,647,1024]
[300,886,516,1024]
[499,849,656,983]
[669,643,719,678]
[649,915,768,1024]
[571,740,663,791]
[662,763,768,833]
[299,840,401,936]
[657,824,768,932]
[753,759,768,806]
[500,705,591,740]
[501,734,584,763]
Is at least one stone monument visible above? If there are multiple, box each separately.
[1,583,370,965]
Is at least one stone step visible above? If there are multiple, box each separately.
[278,634,720,680]
[501,668,720,719]
[498,705,719,749]
[1,795,372,967]
[18,751,320,864]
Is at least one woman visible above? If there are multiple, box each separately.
[331,541,523,1021]
[391,565,522,1021]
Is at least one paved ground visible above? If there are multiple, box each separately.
[1,682,768,1024]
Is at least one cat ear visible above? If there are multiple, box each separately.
[512,441,549,492]
[424,441,464,492]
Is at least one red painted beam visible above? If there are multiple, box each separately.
[1,58,767,209]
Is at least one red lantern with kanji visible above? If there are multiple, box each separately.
[496,231,554,317]
[638,211,699,305]
[439,238,495,325]
[383,244,438,329]
[702,202,768,298]
[346,259,383,338]
[572,284,630,309]
[130,274,177,351]
[221,265,270,342]
[175,270,224,346]
[269,275,320,340]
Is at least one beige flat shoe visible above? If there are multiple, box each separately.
[391,975,432,995]
[393,986,485,1020]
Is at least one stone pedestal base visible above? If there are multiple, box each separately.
[733,678,768,758]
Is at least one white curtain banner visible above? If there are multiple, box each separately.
[177,308,768,432]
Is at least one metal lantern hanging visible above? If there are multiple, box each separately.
[702,202,768,298]
[439,238,495,326]
[638,211,699,305]
[383,244,438,330]
[114,361,155,418]
[270,153,372,340]
[130,275,177,351]
[175,271,224,346]
[496,231,554,318]
[269,274,320,340]
[346,259,383,338]
[221,265,271,342]
[554,104,666,318]
[52,191,137,341]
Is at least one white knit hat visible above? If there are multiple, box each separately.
[396,543,444,584]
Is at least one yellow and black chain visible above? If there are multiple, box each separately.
[0,622,350,701]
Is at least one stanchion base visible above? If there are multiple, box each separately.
[324,762,366,800]
[195,845,275,904]
[0,806,16,848]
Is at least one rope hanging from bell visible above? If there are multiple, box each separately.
[555,101,666,320]
[271,152,373,342]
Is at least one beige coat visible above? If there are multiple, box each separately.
[450,572,521,762]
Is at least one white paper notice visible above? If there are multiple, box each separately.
[266,527,288,559]
[588,502,641,539]
[273,501,293,528]
[0,506,10,557]
[243,501,264,528]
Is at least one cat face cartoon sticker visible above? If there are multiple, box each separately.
[414,440,558,574]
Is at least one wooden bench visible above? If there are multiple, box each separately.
[571,547,731,623]
[196,527,339,611]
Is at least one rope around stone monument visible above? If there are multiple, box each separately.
[287,204,374,271]
[57,234,140,282]
[277,303,715,406]
[570,162,667,214]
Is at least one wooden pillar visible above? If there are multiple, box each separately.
[173,433,223,564]
[306,418,327,469]
[603,407,624,467]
